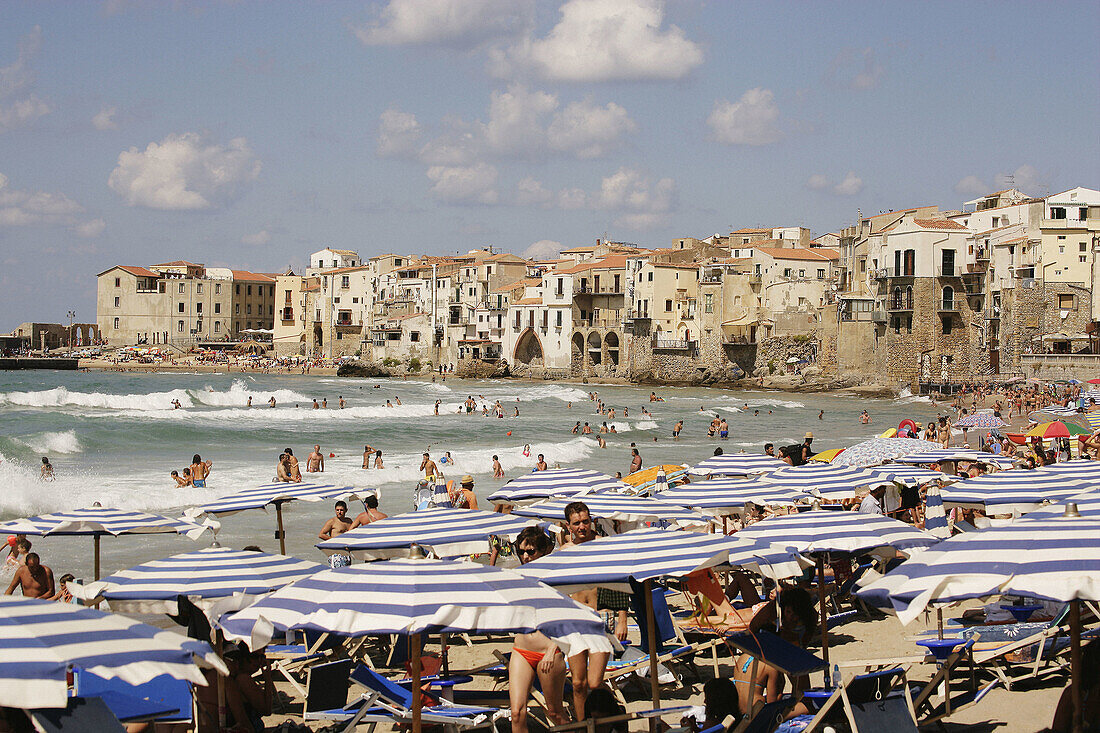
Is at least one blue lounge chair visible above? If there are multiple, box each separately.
[798,667,917,732]
[28,696,126,733]
[72,669,191,726]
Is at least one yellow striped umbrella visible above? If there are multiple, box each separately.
[809,448,846,463]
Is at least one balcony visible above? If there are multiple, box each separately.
[963,281,984,295]
[880,268,915,279]
[701,276,722,284]
[888,300,914,312]
[975,248,990,261]
[281,307,294,322]
[937,300,958,312]
[872,310,887,323]
[577,314,622,329]
[654,338,694,351]
[936,265,959,278]
[747,274,762,285]
[984,308,1002,321]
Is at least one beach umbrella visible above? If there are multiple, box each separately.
[867,464,955,487]
[923,484,950,539]
[517,528,808,716]
[953,413,1008,429]
[221,557,614,733]
[656,479,806,516]
[829,437,944,468]
[687,453,788,477]
[1033,459,1100,482]
[0,595,227,709]
[1086,413,1100,431]
[734,509,937,668]
[857,502,1100,732]
[487,468,629,505]
[510,494,710,529]
[1028,421,1088,439]
[75,547,325,615]
[809,448,846,463]
[623,465,689,493]
[1089,379,1100,385]
[895,449,1017,471]
[186,482,369,554]
[939,471,1092,515]
[756,463,893,501]
[0,506,210,580]
[317,508,535,560]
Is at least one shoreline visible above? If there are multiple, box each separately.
[77,358,906,397]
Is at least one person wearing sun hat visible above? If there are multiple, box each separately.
[801,432,814,463]
[451,474,479,510]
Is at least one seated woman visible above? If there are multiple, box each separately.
[730,588,817,715]
[677,569,778,633]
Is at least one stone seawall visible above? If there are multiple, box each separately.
[0,357,79,370]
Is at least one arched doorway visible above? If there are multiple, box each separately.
[570,332,585,372]
[587,332,602,365]
[605,332,620,366]
[514,328,544,366]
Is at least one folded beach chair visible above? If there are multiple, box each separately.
[798,667,917,732]
[624,581,721,684]
[269,628,352,696]
[909,634,1000,724]
[26,696,126,733]
[731,697,797,733]
[72,669,192,727]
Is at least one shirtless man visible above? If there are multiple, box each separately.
[190,454,212,488]
[535,454,548,471]
[284,448,302,481]
[560,502,621,718]
[420,452,438,479]
[307,445,325,473]
[171,469,192,488]
[5,553,54,598]
[451,476,479,510]
[312,399,320,410]
[274,453,299,483]
[351,495,387,528]
[508,527,569,733]
[629,448,642,473]
[318,501,354,540]
[362,445,374,469]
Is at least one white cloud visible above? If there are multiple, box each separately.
[426,163,498,204]
[92,105,119,131]
[0,26,50,133]
[241,229,271,246]
[516,176,552,206]
[352,0,532,49]
[0,171,88,229]
[523,239,562,259]
[484,85,557,156]
[954,175,989,197]
[547,99,636,159]
[495,0,703,82]
[596,167,677,229]
[833,171,863,196]
[108,133,261,210]
[73,218,106,238]
[376,108,423,158]
[806,171,863,196]
[994,164,1043,195]
[707,88,782,146]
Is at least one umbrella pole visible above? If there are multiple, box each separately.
[275,503,286,555]
[644,579,660,732]
[1070,599,1083,733]
[93,535,101,581]
[411,633,423,733]
[216,630,228,731]
[937,608,943,640]
[441,633,450,678]
[816,555,830,675]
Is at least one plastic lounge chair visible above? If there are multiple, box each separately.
[798,667,917,732]
[303,658,355,719]
[270,629,348,696]
[730,697,797,733]
[72,669,192,725]
[346,663,502,730]
[909,635,999,724]
[627,581,720,682]
[723,631,827,679]
[27,696,126,733]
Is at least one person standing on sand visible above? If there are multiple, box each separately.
[307,445,324,473]
[5,553,54,598]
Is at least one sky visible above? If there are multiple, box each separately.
[1,0,1098,327]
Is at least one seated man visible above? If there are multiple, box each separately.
[5,553,54,598]
[351,494,387,528]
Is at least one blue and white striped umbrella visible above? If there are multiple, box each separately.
[655,479,806,515]
[0,595,227,709]
[488,469,628,505]
[858,507,1100,624]
[756,463,893,500]
[733,509,938,555]
[688,453,787,477]
[510,495,709,528]
[1033,459,1100,483]
[895,449,1017,471]
[517,528,809,589]
[316,508,536,560]
[220,557,614,658]
[923,484,949,539]
[940,471,1092,514]
[829,438,944,467]
[867,464,956,487]
[76,547,326,615]
[953,413,1009,429]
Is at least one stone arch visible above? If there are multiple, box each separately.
[587,331,602,365]
[605,331,620,366]
[514,328,544,365]
[313,324,324,351]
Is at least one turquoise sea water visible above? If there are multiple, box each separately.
[0,370,941,579]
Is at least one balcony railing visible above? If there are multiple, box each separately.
[701,276,722,284]
[937,265,958,278]
[888,300,914,311]
[872,310,887,323]
[937,300,958,312]
[654,338,691,350]
[975,248,990,261]
[984,308,1002,320]
[963,281,984,295]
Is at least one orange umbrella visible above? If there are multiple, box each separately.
[1026,421,1087,439]
[809,448,846,463]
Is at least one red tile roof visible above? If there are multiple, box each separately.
[913,219,967,231]
[755,247,839,261]
[116,265,159,278]
[232,270,275,282]
[152,260,201,267]
[555,255,629,275]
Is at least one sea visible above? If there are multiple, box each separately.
[0,369,942,580]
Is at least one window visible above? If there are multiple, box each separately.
[647,272,653,282]
[664,299,673,312]
[783,268,792,278]
[113,317,119,329]
[942,286,955,310]
[114,277,120,287]
[942,317,953,335]
[614,274,621,291]
[395,258,403,266]
[341,276,350,288]
[178,320,184,332]
[798,269,805,278]
[196,302,203,313]
[235,304,240,315]
[214,321,220,333]
[178,283,185,294]
[1058,235,1067,240]
[1081,242,1088,252]
[817,269,826,279]
[158,282,166,293]
[178,303,185,313]
[247,304,252,315]
[1059,294,1076,310]
[410,331,420,343]
[235,284,240,295]
[1050,207,1067,219]
[1059,246,1065,254]
[114,296,120,308]
[704,293,713,313]
[247,285,253,296]
[215,283,221,294]
[556,310,563,327]
[214,303,221,314]
[1081,256,1088,263]
[333,297,340,304]
[197,283,203,294]
[1080,207,1089,220]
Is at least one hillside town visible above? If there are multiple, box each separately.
[79,185,1100,390]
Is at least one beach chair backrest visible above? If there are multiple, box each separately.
[304,659,353,713]
[738,697,795,733]
[29,696,126,733]
[844,667,904,706]
[725,631,827,677]
[351,665,415,708]
[629,581,678,652]
[73,669,192,723]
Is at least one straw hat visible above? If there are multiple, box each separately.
[461,475,474,485]
[804,432,814,439]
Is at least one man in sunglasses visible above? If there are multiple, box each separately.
[508,527,568,733]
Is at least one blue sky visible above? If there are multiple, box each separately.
[1,0,1097,326]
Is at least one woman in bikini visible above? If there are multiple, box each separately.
[508,527,569,733]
